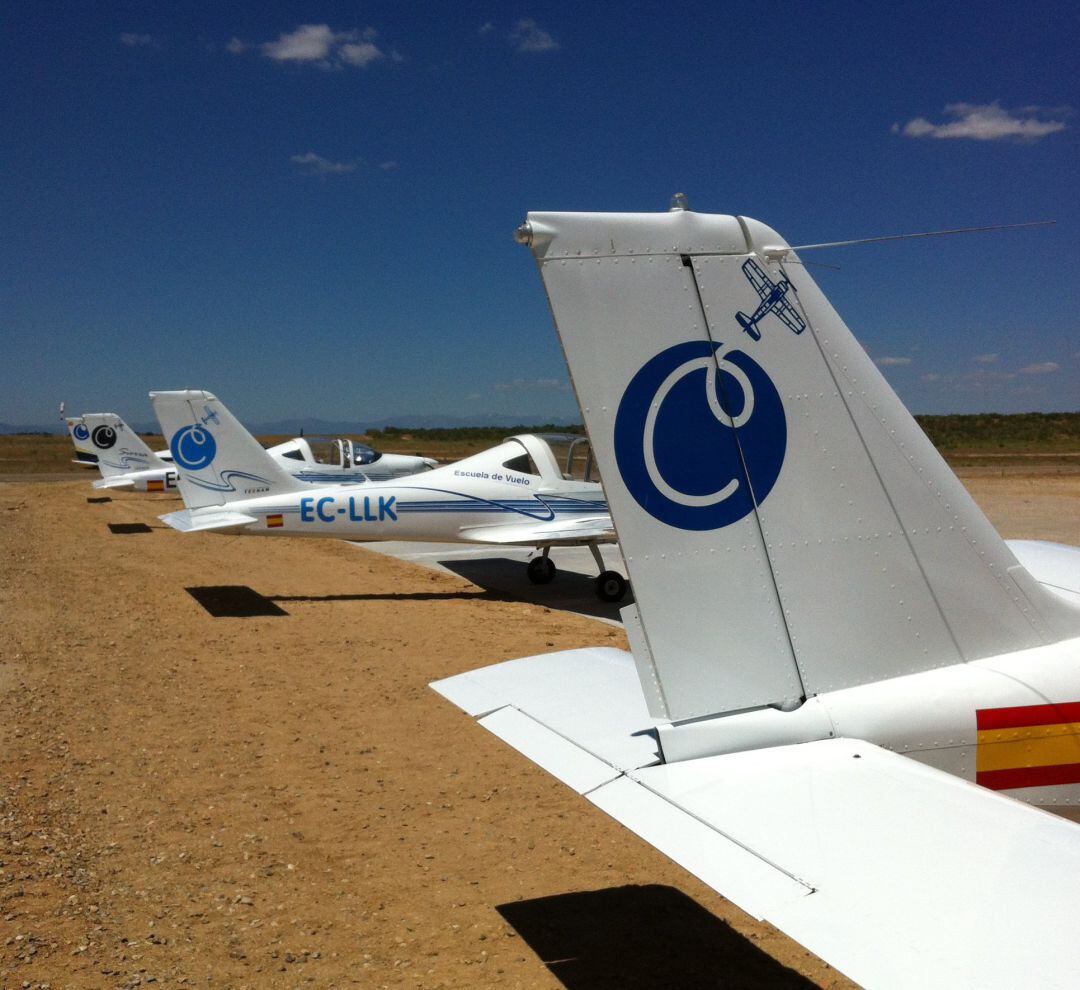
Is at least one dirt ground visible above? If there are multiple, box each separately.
[1,472,1076,990]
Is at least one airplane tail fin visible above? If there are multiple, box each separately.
[66,416,98,465]
[81,413,165,477]
[149,390,306,510]
[518,206,1080,722]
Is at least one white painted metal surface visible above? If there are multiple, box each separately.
[523,207,1080,719]
[82,412,178,492]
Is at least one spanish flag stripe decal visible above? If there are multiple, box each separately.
[976,763,1080,792]
[266,514,284,528]
[976,731,1080,773]
[976,701,1080,790]
[977,700,1080,731]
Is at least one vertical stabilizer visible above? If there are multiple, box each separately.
[519,206,1080,722]
[82,413,166,477]
[149,390,306,509]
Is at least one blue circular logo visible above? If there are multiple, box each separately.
[613,341,786,530]
[171,424,217,470]
[73,423,90,441]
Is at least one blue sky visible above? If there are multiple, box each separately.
[3,1,1077,428]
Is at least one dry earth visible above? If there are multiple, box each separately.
[0,472,1076,990]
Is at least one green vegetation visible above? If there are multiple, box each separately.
[1,414,1077,476]
[914,412,1080,452]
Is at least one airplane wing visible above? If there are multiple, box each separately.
[740,257,773,298]
[772,297,807,335]
[159,508,259,533]
[457,515,615,547]
[92,475,136,490]
[433,649,1080,990]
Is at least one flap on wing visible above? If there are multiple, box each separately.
[159,508,259,533]
[457,515,614,546]
[435,654,1080,989]
[93,476,135,490]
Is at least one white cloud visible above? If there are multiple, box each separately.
[226,37,249,55]
[509,19,559,52]
[262,23,337,62]
[260,23,388,68]
[494,377,569,392]
[478,22,495,36]
[973,352,999,364]
[465,392,482,401]
[920,373,942,383]
[875,356,913,367]
[119,32,155,47]
[340,41,384,67]
[893,102,1068,142]
[1018,361,1060,375]
[290,152,358,176]
[378,160,398,171]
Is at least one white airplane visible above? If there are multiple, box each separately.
[150,390,627,601]
[81,412,179,492]
[65,416,100,468]
[73,410,437,492]
[432,201,1080,989]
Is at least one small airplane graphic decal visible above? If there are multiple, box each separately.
[735,258,807,341]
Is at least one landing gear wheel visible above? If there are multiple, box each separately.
[595,570,628,603]
[527,556,557,585]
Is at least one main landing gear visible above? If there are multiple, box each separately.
[525,545,629,604]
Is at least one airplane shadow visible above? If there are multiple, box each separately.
[107,522,154,535]
[185,585,505,618]
[87,496,112,504]
[439,557,632,623]
[497,885,819,990]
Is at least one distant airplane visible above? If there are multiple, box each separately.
[81,412,179,491]
[70,412,436,492]
[150,390,626,601]
[734,257,806,340]
[65,416,99,468]
[434,201,1080,989]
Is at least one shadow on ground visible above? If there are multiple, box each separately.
[185,585,504,617]
[440,557,632,623]
[497,885,820,990]
[87,496,112,504]
[186,586,288,617]
[107,522,153,535]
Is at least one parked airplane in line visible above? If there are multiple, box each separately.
[66,416,100,468]
[72,412,437,492]
[150,391,627,601]
[433,200,1080,989]
[81,413,179,491]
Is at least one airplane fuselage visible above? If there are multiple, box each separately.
[187,463,607,545]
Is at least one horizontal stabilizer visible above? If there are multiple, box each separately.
[92,476,135,490]
[159,508,258,533]
[433,651,1080,989]
[457,515,614,547]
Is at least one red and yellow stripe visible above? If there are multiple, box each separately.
[266,514,284,529]
[976,701,1080,791]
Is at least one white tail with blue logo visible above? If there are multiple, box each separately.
[432,204,1080,990]
[517,208,1080,721]
[150,390,306,510]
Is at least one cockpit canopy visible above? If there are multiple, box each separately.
[277,437,384,469]
[502,433,601,484]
